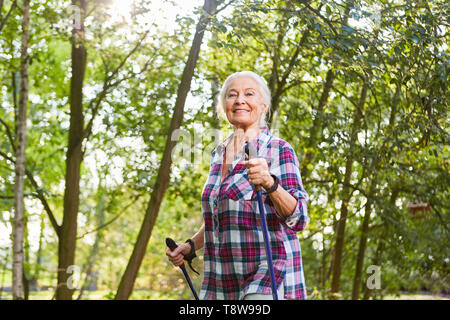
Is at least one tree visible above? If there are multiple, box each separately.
[115,0,224,300]
[12,0,30,300]
[55,0,88,300]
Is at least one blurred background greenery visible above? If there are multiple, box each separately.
[0,0,448,300]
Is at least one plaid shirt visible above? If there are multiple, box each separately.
[200,127,309,300]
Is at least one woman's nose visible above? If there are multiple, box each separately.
[235,95,245,104]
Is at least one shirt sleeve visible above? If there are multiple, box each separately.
[268,141,309,231]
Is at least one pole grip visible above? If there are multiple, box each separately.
[166,237,178,251]
[244,141,258,159]
[166,237,199,300]
[166,237,185,269]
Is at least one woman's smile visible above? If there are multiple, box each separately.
[233,108,250,113]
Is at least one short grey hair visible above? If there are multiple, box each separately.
[215,71,272,128]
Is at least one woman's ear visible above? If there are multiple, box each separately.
[260,103,268,114]
[259,104,268,128]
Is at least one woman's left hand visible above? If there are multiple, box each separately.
[242,158,274,190]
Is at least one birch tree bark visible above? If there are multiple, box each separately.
[12,0,30,301]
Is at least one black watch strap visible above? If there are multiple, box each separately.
[184,239,199,275]
[263,174,279,195]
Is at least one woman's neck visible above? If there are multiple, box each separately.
[227,124,261,156]
[233,124,261,142]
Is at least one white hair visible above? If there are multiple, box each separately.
[215,71,272,128]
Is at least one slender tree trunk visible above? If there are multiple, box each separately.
[268,26,310,127]
[0,248,9,299]
[77,191,105,300]
[23,214,30,300]
[352,80,400,299]
[22,268,29,300]
[351,177,377,299]
[0,0,17,34]
[325,185,338,286]
[56,0,87,300]
[30,211,45,290]
[301,69,335,180]
[12,0,30,300]
[208,31,221,129]
[114,0,222,300]
[362,231,385,300]
[321,229,327,287]
[352,81,399,299]
[330,82,367,298]
[11,71,19,134]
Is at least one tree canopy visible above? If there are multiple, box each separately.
[0,0,448,300]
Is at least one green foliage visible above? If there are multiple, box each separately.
[0,0,448,300]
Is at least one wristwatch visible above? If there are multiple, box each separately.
[183,239,199,275]
[185,239,197,260]
[263,174,279,195]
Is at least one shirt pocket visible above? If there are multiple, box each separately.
[225,171,254,201]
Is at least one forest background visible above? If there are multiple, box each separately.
[0,0,448,300]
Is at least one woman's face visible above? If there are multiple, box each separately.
[225,76,266,130]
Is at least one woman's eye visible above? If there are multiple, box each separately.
[228,93,236,98]
[246,92,254,96]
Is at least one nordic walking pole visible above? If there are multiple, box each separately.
[166,237,199,300]
[245,142,278,300]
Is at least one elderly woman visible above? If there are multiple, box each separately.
[166,71,309,300]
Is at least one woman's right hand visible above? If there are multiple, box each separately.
[166,242,191,267]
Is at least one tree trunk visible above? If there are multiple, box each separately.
[301,69,335,180]
[114,0,222,300]
[208,31,221,129]
[0,247,9,299]
[325,187,338,285]
[0,0,17,34]
[330,82,367,298]
[352,81,399,299]
[77,190,105,300]
[351,177,377,299]
[362,231,385,300]
[352,80,399,299]
[23,213,30,300]
[30,211,45,290]
[268,26,310,127]
[56,0,87,300]
[12,0,30,300]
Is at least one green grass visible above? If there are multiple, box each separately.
[1,289,448,300]
[0,289,184,300]
[383,293,449,300]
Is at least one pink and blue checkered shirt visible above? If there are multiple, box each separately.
[200,127,309,300]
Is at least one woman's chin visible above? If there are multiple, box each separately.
[231,121,254,129]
